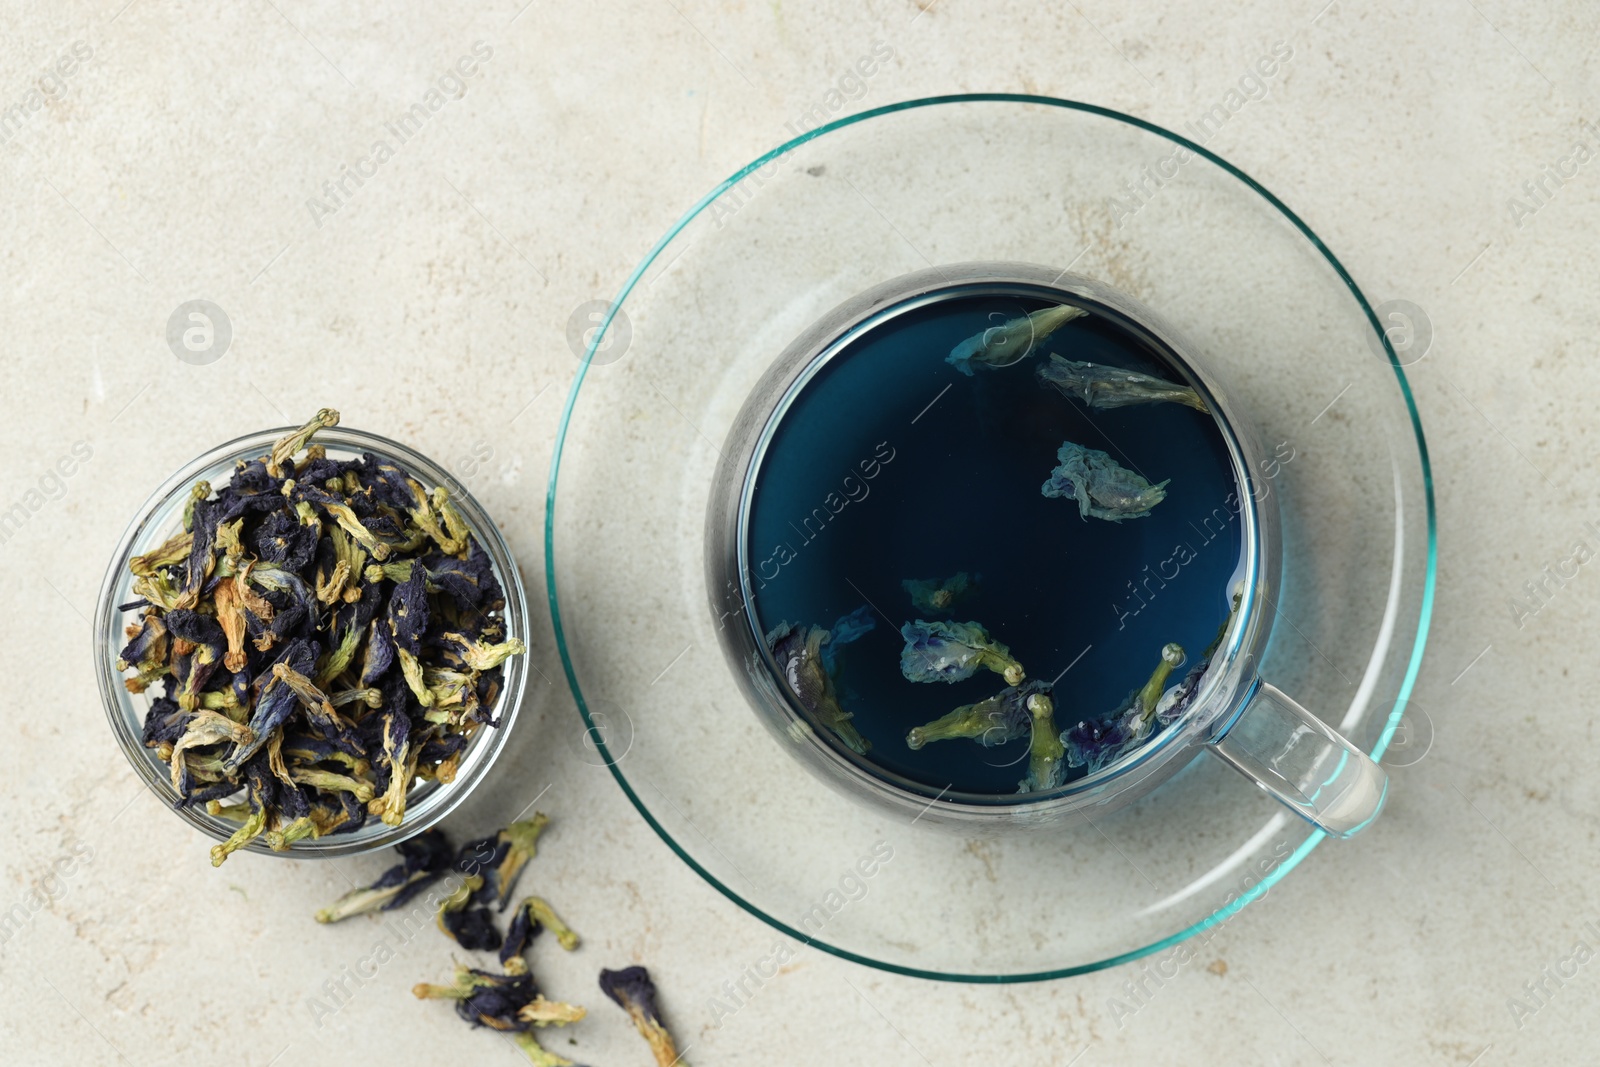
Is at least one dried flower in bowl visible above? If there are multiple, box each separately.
[114,409,527,864]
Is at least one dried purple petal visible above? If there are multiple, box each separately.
[313,827,452,921]
[599,966,683,1067]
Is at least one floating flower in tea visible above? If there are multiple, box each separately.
[1019,691,1066,793]
[1036,354,1208,412]
[946,302,1086,375]
[1153,587,1242,727]
[766,607,875,754]
[1062,642,1186,773]
[817,604,875,672]
[904,679,1050,750]
[1154,662,1206,727]
[901,571,976,615]
[1041,441,1169,522]
[899,619,1025,686]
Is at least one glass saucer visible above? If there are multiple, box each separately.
[546,95,1434,980]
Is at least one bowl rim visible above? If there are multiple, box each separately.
[544,93,1438,982]
[96,422,531,861]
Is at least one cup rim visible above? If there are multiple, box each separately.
[95,423,530,860]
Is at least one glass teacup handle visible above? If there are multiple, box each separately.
[1208,682,1388,838]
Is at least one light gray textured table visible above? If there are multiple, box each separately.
[1,2,1592,1064]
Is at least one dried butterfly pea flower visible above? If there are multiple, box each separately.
[359,613,396,686]
[414,964,534,1026]
[164,608,227,711]
[412,964,584,1065]
[174,497,220,609]
[209,758,277,866]
[523,897,579,952]
[368,708,415,827]
[286,479,396,562]
[130,529,194,578]
[387,565,434,708]
[177,779,239,810]
[492,815,550,910]
[517,996,586,1027]
[436,875,501,950]
[245,563,320,647]
[444,633,528,672]
[321,821,589,1064]
[416,733,467,784]
[117,614,170,692]
[501,896,580,972]
[250,508,317,571]
[421,542,505,611]
[211,578,251,673]
[264,782,319,850]
[169,710,253,796]
[329,685,383,710]
[500,904,539,972]
[899,619,1025,687]
[1036,354,1208,412]
[323,790,369,836]
[267,408,340,478]
[221,639,316,774]
[314,828,453,922]
[599,965,686,1067]
[295,741,355,781]
[289,767,375,804]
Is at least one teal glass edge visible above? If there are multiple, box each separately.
[543,93,1438,983]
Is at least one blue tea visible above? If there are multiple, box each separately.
[743,284,1248,798]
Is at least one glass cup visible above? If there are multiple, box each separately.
[706,262,1386,838]
[95,425,531,859]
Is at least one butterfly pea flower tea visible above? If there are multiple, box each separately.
[712,270,1254,802]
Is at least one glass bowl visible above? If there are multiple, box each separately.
[95,425,531,859]
[546,95,1435,980]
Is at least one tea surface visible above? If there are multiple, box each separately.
[745,288,1245,795]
